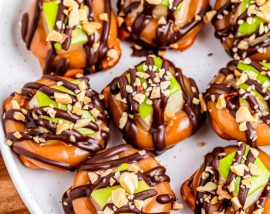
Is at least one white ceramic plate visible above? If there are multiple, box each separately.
[1,1,269,214]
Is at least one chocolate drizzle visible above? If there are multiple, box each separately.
[212,1,270,59]
[205,59,270,147]
[193,145,269,213]
[62,145,175,214]
[21,0,113,75]
[3,75,109,170]
[118,0,210,53]
[109,56,204,154]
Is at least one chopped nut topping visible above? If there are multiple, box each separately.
[250,148,259,158]
[172,202,184,210]
[146,0,162,5]
[88,172,99,184]
[107,49,119,59]
[133,93,146,104]
[228,180,235,192]
[134,200,145,210]
[46,30,66,43]
[236,73,248,86]
[119,172,138,194]
[230,164,246,176]
[11,100,20,110]
[216,94,226,109]
[204,10,217,23]
[150,87,161,99]
[235,106,255,123]
[110,177,116,186]
[72,102,82,114]
[54,92,72,104]
[111,188,128,208]
[13,131,22,139]
[90,108,100,117]
[56,123,72,135]
[128,164,140,173]
[158,16,167,25]
[136,72,150,79]
[248,163,262,176]
[74,118,91,129]
[13,111,25,121]
[99,13,108,21]
[231,197,242,210]
[193,97,200,105]
[197,182,217,192]
[83,21,102,35]
[119,112,128,129]
[5,139,13,146]
[241,177,251,188]
[253,208,264,214]
[239,121,248,131]
[63,0,78,8]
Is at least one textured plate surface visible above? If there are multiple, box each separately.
[1,0,269,214]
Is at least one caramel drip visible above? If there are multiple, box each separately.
[4,75,109,170]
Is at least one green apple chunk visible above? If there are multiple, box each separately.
[43,1,58,31]
[42,115,95,136]
[219,146,270,199]
[239,83,269,112]
[91,180,150,209]
[160,0,182,10]
[238,0,264,35]
[114,163,130,172]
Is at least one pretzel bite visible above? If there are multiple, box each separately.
[205,59,270,147]
[62,144,183,213]
[117,0,209,53]
[2,75,109,171]
[181,143,270,214]
[21,0,121,76]
[211,0,270,61]
[102,56,205,154]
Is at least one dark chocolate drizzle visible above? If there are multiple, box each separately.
[62,144,175,214]
[118,0,210,53]
[205,59,270,147]
[193,145,269,213]
[212,1,270,59]
[21,0,113,75]
[3,75,109,170]
[108,56,204,154]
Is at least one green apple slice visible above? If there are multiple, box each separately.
[91,180,150,209]
[43,1,58,31]
[114,163,130,172]
[219,146,270,198]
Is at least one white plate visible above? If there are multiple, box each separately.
[1,1,269,214]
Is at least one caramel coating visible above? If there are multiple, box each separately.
[24,0,121,76]
[181,146,270,213]
[3,76,109,171]
[118,0,209,51]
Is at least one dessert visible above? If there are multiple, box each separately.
[117,0,210,54]
[181,143,270,213]
[3,75,109,171]
[102,55,205,154]
[62,144,183,213]
[21,0,121,76]
[205,59,270,147]
[211,0,270,60]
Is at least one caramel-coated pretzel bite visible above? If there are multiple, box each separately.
[62,144,183,214]
[205,59,270,147]
[21,0,121,76]
[102,56,205,155]
[211,0,270,61]
[117,0,209,53]
[181,143,270,214]
[3,75,109,171]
